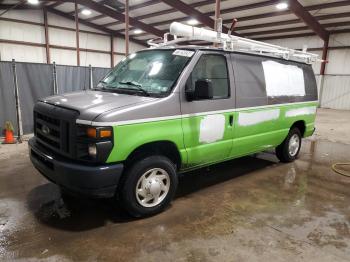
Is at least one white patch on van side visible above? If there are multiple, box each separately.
[238,109,280,126]
[285,106,316,117]
[172,50,194,57]
[262,60,305,97]
[199,114,225,143]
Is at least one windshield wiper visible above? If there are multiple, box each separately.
[119,81,142,87]
[118,81,150,96]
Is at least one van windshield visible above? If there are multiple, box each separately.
[97,49,193,97]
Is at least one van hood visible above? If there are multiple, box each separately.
[40,90,156,121]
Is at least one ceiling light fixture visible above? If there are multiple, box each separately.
[81,9,92,16]
[133,29,143,34]
[27,0,39,5]
[187,19,199,25]
[276,2,288,10]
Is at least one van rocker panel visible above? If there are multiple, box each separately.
[29,137,123,198]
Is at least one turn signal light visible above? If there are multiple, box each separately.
[100,129,112,138]
[87,127,112,138]
[87,127,97,138]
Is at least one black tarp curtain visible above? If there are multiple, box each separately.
[0,61,111,134]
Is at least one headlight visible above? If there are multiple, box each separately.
[88,144,97,157]
[77,125,113,162]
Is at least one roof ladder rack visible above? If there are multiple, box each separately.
[148,22,322,64]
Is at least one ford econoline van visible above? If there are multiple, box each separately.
[29,46,318,217]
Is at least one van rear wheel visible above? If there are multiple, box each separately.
[276,127,302,163]
[120,155,178,217]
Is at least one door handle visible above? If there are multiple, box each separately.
[229,115,234,126]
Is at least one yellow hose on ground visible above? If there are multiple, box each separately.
[331,163,350,177]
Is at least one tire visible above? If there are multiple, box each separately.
[276,127,302,163]
[120,155,178,217]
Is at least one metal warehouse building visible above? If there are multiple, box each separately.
[0,1,350,261]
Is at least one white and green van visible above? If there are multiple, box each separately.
[29,45,318,217]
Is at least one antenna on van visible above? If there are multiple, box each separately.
[147,22,322,64]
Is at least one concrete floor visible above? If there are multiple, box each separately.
[0,108,350,261]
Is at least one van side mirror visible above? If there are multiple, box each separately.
[186,79,213,101]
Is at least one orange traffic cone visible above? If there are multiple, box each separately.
[2,121,16,144]
[3,129,15,144]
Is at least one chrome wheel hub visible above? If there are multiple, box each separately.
[136,168,170,208]
[288,134,300,157]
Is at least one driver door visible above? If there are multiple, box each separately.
[180,52,235,167]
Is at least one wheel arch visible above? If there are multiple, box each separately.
[125,140,182,170]
[290,120,306,137]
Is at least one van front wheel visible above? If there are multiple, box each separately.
[276,127,302,163]
[120,155,178,217]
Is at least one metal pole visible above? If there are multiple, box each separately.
[319,35,329,108]
[214,0,221,31]
[318,75,325,108]
[320,35,329,75]
[214,0,221,47]
[89,64,93,90]
[111,35,114,67]
[11,59,23,143]
[53,62,58,94]
[125,0,129,56]
[0,1,23,17]
[43,8,51,64]
[74,0,80,66]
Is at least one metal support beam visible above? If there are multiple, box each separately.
[254,32,315,41]
[102,0,218,27]
[252,28,350,41]
[214,0,220,31]
[11,59,23,143]
[214,0,220,47]
[146,1,350,30]
[161,0,233,34]
[234,12,350,32]
[77,0,164,37]
[318,35,329,108]
[242,21,350,37]
[46,7,147,47]
[89,64,93,90]
[125,0,129,56]
[209,0,279,16]
[43,8,50,64]
[74,0,80,66]
[53,62,58,94]
[48,2,64,9]
[288,0,329,40]
[0,1,75,11]
[68,0,111,15]
[85,14,104,22]
[0,38,125,56]
[320,35,329,75]
[110,35,114,67]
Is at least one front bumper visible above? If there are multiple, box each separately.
[29,137,123,198]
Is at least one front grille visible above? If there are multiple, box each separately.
[34,102,79,159]
[36,113,62,149]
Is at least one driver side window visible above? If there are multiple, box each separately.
[186,54,230,99]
